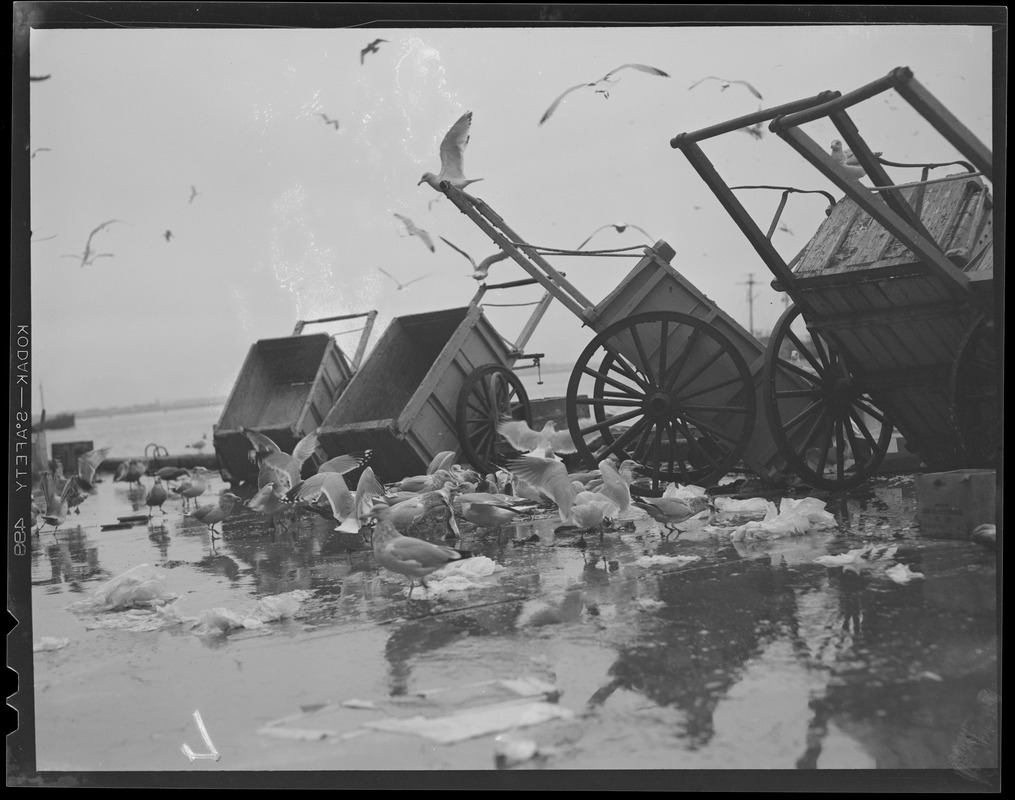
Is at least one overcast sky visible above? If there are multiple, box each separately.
[22,15,995,412]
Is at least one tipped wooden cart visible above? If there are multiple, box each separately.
[317,282,552,480]
[671,65,997,488]
[213,311,377,487]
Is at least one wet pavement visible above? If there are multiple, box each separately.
[22,468,998,783]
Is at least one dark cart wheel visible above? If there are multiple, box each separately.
[764,303,894,490]
[456,364,532,475]
[566,311,756,488]
[951,313,999,468]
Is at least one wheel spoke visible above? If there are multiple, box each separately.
[800,407,831,455]
[774,388,823,400]
[852,399,887,424]
[676,416,713,465]
[776,357,824,384]
[784,400,824,433]
[843,417,866,465]
[633,421,656,463]
[658,319,669,391]
[814,414,835,474]
[678,410,740,446]
[582,365,646,397]
[677,373,753,402]
[651,423,664,488]
[629,324,656,386]
[660,325,699,390]
[669,344,726,397]
[583,396,644,408]
[787,328,827,374]
[580,407,644,436]
[834,420,846,481]
[599,343,651,392]
[848,408,880,452]
[598,417,651,461]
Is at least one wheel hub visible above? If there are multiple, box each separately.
[645,391,672,419]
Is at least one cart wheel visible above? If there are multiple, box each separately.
[566,311,756,488]
[457,364,532,475]
[951,313,998,468]
[764,303,894,490]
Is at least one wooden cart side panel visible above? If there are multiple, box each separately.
[295,340,353,432]
[873,385,962,469]
[215,343,267,431]
[318,421,425,484]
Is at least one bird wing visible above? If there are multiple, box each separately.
[476,250,510,272]
[317,451,371,475]
[507,456,575,522]
[438,236,477,268]
[498,420,543,451]
[291,429,320,469]
[546,427,578,454]
[596,459,631,512]
[539,82,591,125]
[377,266,399,285]
[354,467,386,522]
[731,79,763,100]
[427,450,457,475]
[627,225,654,242]
[415,229,436,253]
[402,274,430,286]
[242,428,283,456]
[577,224,612,250]
[603,63,670,80]
[308,473,355,520]
[438,111,473,182]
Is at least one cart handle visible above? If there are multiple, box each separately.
[292,310,377,335]
[670,91,836,147]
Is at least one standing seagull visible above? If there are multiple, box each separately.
[378,267,429,291]
[830,140,883,180]
[392,213,436,252]
[688,76,764,100]
[539,64,670,125]
[145,477,169,519]
[577,223,653,251]
[438,236,510,281]
[61,219,123,268]
[189,185,200,204]
[360,38,389,64]
[418,111,483,191]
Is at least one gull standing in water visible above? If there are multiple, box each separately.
[539,64,670,125]
[418,111,483,191]
[438,237,510,281]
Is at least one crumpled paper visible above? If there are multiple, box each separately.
[402,556,504,598]
[814,543,897,568]
[885,563,925,584]
[33,637,70,652]
[727,497,838,541]
[189,590,314,634]
[662,483,708,501]
[68,564,176,612]
[634,554,702,568]
[714,496,771,516]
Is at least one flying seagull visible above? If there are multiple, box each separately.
[378,267,429,291]
[30,74,51,82]
[31,147,51,158]
[577,223,653,251]
[688,76,764,100]
[164,230,173,242]
[830,140,883,179]
[61,219,123,268]
[360,38,389,65]
[738,110,765,140]
[319,112,340,130]
[438,236,510,281]
[418,111,483,192]
[539,63,670,125]
[189,185,200,204]
[393,212,436,252]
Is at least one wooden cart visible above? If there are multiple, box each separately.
[213,312,377,487]
[671,65,997,488]
[317,283,552,480]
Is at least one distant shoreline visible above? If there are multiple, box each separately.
[34,396,228,423]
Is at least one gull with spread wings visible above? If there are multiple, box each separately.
[688,76,764,100]
[438,236,510,281]
[378,267,429,291]
[418,111,483,191]
[392,212,436,252]
[61,219,123,267]
[577,222,653,251]
[539,63,670,125]
[360,38,389,64]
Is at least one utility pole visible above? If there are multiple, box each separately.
[738,273,758,337]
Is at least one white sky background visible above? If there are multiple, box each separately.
[26,22,994,412]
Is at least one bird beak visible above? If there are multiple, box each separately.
[417,177,426,186]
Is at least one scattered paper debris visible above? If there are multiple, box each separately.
[190,590,313,634]
[68,564,175,612]
[885,563,925,584]
[634,554,702,568]
[401,556,504,598]
[662,483,708,501]
[494,734,541,768]
[726,497,838,541]
[714,496,770,516]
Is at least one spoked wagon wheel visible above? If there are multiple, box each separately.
[456,364,532,474]
[764,303,894,490]
[951,313,999,468]
[566,311,756,488]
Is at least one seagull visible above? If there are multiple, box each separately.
[378,266,429,290]
[369,502,472,599]
[30,74,51,82]
[31,147,51,158]
[418,110,483,191]
[77,446,110,489]
[37,472,78,535]
[688,76,763,100]
[173,466,210,510]
[830,140,883,179]
[164,230,173,242]
[319,112,340,130]
[392,213,435,253]
[145,477,169,519]
[240,427,321,493]
[539,64,670,125]
[61,219,123,268]
[498,419,579,455]
[248,481,295,535]
[189,185,200,204]
[185,433,207,450]
[113,458,148,491]
[190,492,243,537]
[632,495,714,539]
[438,236,510,281]
[738,113,765,140]
[577,223,653,251]
[360,38,389,64]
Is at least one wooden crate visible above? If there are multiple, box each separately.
[213,333,353,486]
[590,243,810,481]
[318,306,513,482]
